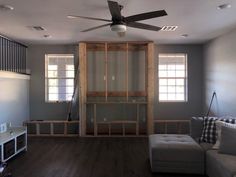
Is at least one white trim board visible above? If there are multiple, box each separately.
[0,71,30,80]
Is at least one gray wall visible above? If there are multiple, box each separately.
[204,28,236,116]
[155,44,204,120]
[28,45,78,120]
[0,77,29,126]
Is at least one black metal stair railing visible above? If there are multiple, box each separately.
[0,35,27,74]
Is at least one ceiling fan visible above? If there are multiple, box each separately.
[67,0,167,37]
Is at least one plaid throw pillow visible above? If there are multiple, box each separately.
[200,117,236,144]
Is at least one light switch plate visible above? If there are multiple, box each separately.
[0,123,7,133]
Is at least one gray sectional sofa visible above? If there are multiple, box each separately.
[191,117,236,177]
[149,117,236,177]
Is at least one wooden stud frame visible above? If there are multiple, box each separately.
[79,41,155,136]
[24,120,80,137]
[154,120,190,134]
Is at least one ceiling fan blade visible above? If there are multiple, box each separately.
[108,1,122,20]
[81,23,111,32]
[117,32,125,37]
[127,22,161,31]
[67,15,111,22]
[125,10,167,22]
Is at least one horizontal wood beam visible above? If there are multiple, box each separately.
[86,102,147,104]
[154,120,190,123]
[24,120,80,124]
[87,91,147,97]
[86,43,147,51]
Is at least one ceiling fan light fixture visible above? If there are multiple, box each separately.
[110,24,127,32]
[0,4,14,11]
[217,3,231,10]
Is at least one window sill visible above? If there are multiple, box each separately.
[158,101,188,103]
[45,101,71,103]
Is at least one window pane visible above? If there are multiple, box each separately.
[48,71,57,77]
[48,79,58,86]
[176,79,184,85]
[176,70,185,77]
[167,70,175,77]
[49,94,58,101]
[159,71,167,77]
[66,86,74,94]
[159,65,167,70]
[66,79,74,86]
[167,65,175,70]
[168,86,175,93]
[168,94,175,100]
[49,87,58,94]
[159,94,167,101]
[66,65,74,70]
[159,79,167,85]
[66,71,74,77]
[159,86,167,93]
[176,86,184,93]
[48,65,57,70]
[168,79,175,85]
[176,64,185,70]
[176,93,185,101]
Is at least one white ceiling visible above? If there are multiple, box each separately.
[0,0,236,45]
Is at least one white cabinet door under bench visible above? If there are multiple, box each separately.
[0,127,27,162]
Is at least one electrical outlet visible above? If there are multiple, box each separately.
[0,123,7,133]
[112,76,115,81]
[103,117,107,122]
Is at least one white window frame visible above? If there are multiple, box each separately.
[45,54,75,103]
[158,53,188,102]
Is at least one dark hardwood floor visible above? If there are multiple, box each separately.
[8,137,206,177]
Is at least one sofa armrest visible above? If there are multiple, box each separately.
[190,117,204,142]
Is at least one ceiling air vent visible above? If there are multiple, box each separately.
[161,26,178,31]
[31,26,46,31]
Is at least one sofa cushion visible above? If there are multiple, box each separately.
[213,121,236,149]
[149,134,204,174]
[200,117,236,144]
[206,150,236,177]
[219,125,236,155]
[149,134,204,162]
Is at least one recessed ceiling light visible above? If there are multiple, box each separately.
[0,4,14,11]
[181,34,188,38]
[67,15,76,19]
[217,3,231,10]
[161,26,178,31]
[43,35,52,38]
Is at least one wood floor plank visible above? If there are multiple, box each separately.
[8,137,206,177]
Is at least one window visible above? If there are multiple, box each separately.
[45,54,74,102]
[158,53,187,102]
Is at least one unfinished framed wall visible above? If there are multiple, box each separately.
[79,42,154,136]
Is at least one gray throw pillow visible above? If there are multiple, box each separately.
[213,121,236,149]
[219,125,236,155]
